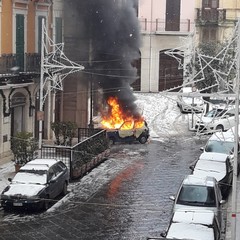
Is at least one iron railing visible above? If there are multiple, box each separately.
[139,18,193,33]
[41,129,109,180]
[196,8,226,23]
[0,53,40,74]
[77,128,102,142]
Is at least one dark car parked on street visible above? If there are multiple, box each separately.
[0,158,69,211]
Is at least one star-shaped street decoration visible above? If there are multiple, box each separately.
[40,21,85,104]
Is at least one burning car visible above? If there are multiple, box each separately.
[100,96,150,144]
[106,120,149,144]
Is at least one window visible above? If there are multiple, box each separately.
[165,0,181,31]
[16,14,25,71]
[53,163,64,176]
[202,27,217,42]
[48,168,55,181]
[55,17,62,44]
[202,0,219,8]
[177,185,216,207]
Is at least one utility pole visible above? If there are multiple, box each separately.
[88,38,94,129]
[38,18,45,153]
[231,18,240,240]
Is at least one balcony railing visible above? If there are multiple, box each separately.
[196,8,226,23]
[0,53,40,74]
[139,18,193,33]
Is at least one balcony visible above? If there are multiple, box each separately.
[139,18,193,34]
[0,53,40,74]
[0,53,40,86]
[196,8,226,24]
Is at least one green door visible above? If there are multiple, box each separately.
[16,14,24,71]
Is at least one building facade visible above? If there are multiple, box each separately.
[195,0,239,43]
[0,0,53,159]
[138,0,195,92]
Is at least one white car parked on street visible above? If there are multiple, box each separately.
[195,105,239,133]
[169,175,225,229]
[190,152,233,199]
[160,209,222,240]
[201,131,240,174]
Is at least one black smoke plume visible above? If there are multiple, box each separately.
[67,0,141,118]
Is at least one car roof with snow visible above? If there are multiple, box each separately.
[167,222,214,240]
[208,131,235,142]
[193,160,226,181]
[172,209,215,225]
[199,152,229,162]
[167,210,216,240]
[20,158,60,171]
[182,175,216,187]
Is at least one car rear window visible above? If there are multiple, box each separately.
[176,185,216,207]
[205,109,227,117]
[13,170,47,185]
[205,140,234,154]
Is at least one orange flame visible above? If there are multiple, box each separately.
[101,96,144,130]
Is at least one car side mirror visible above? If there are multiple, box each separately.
[49,179,56,184]
[220,199,226,205]
[160,231,167,237]
[200,147,204,151]
[169,195,175,201]
[189,165,194,171]
[8,178,12,182]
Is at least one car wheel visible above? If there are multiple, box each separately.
[61,182,68,196]
[109,137,115,145]
[138,135,147,144]
[216,125,224,131]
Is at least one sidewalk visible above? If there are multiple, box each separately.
[224,176,240,240]
[0,155,16,193]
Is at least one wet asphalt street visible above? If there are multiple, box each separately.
[0,134,214,240]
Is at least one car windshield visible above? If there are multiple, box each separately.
[205,140,234,154]
[205,109,227,118]
[12,169,47,185]
[176,185,216,207]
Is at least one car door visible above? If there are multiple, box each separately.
[214,182,223,227]
[52,163,67,196]
[47,166,60,198]
[213,215,221,240]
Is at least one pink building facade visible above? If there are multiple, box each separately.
[138,0,195,92]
